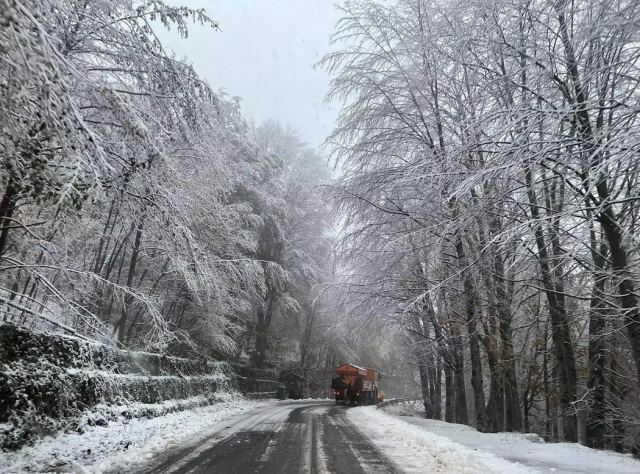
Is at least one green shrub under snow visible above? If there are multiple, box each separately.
[0,325,232,450]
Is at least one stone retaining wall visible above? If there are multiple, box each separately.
[0,325,276,450]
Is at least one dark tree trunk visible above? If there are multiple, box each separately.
[586,234,608,449]
[489,222,522,432]
[252,295,275,368]
[0,180,18,257]
[417,358,434,418]
[253,319,269,368]
[444,364,455,423]
[476,207,521,433]
[500,321,521,431]
[115,216,144,343]
[93,196,119,274]
[424,294,446,421]
[543,322,552,440]
[485,348,504,432]
[427,363,439,419]
[454,235,486,430]
[480,312,504,433]
[608,355,627,453]
[299,301,318,368]
[452,326,469,425]
[434,358,442,420]
[525,168,578,442]
[410,307,436,418]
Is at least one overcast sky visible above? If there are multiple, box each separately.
[160,0,340,149]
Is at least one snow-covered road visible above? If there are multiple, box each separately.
[141,400,396,473]
[4,399,640,473]
[141,400,640,474]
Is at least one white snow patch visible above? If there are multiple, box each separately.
[65,368,229,382]
[347,406,536,473]
[0,392,274,473]
[382,400,423,417]
[399,416,640,474]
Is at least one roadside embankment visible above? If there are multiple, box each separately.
[0,324,277,450]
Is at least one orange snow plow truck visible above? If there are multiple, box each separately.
[331,364,384,405]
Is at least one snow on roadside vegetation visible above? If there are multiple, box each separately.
[399,416,640,474]
[347,406,537,474]
[381,400,424,417]
[0,392,273,473]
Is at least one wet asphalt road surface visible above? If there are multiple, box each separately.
[140,400,398,474]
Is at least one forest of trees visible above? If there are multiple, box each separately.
[0,0,340,373]
[323,0,640,454]
[4,0,640,459]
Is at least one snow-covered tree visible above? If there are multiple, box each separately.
[324,0,640,451]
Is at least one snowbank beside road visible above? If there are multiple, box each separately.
[400,416,640,474]
[347,406,535,473]
[0,392,273,473]
[348,406,640,474]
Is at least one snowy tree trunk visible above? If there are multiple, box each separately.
[115,216,145,344]
[454,234,486,431]
[524,167,578,441]
[0,179,18,257]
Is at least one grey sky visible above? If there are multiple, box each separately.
[161,0,340,149]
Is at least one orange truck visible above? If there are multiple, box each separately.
[331,363,383,405]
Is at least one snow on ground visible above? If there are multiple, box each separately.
[347,406,536,473]
[399,416,640,474]
[381,400,424,417]
[349,405,640,474]
[0,392,274,473]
